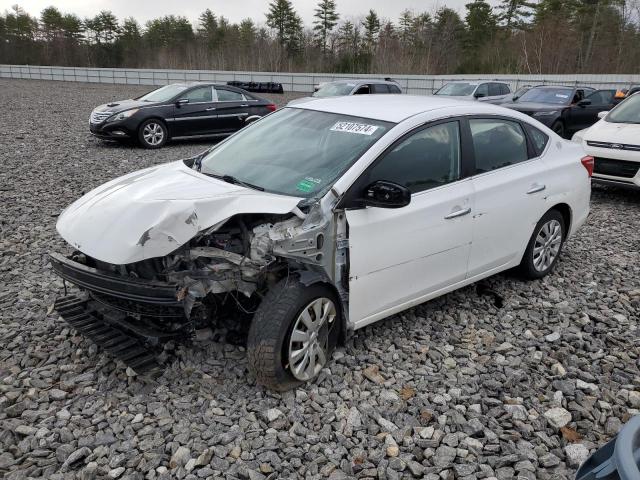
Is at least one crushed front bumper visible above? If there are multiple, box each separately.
[49,252,185,317]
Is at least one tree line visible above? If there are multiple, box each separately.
[1,0,639,74]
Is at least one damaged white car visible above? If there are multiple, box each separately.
[50,96,591,390]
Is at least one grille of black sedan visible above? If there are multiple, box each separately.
[593,157,640,178]
[90,111,112,124]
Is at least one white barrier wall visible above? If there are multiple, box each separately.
[1,64,639,95]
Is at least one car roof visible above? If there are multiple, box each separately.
[443,80,509,85]
[326,79,399,86]
[292,94,508,123]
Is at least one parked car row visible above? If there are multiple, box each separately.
[88,80,635,149]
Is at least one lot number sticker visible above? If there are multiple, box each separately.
[330,122,379,135]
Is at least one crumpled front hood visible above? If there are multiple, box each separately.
[56,161,303,265]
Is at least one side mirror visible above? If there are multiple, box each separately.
[474,92,486,99]
[176,98,189,106]
[577,99,591,107]
[597,111,607,119]
[361,180,411,209]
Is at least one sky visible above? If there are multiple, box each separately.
[4,0,486,26]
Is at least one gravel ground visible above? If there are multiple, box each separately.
[1,78,639,480]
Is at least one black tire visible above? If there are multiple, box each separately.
[519,209,566,279]
[137,119,168,149]
[247,277,341,391]
[551,121,565,138]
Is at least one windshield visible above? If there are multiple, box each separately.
[199,108,393,198]
[138,84,189,102]
[435,83,476,96]
[313,83,355,97]
[517,87,573,105]
[606,94,640,123]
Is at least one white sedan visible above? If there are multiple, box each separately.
[51,96,591,389]
[573,92,640,188]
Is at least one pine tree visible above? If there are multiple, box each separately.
[266,0,302,55]
[496,0,535,29]
[313,0,339,54]
[198,9,218,44]
[398,10,414,45]
[362,9,380,50]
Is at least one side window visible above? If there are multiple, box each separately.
[475,83,489,97]
[500,84,511,95]
[488,83,501,97]
[389,85,402,94]
[470,119,528,173]
[524,124,549,157]
[180,86,213,103]
[354,85,371,95]
[216,88,244,102]
[587,90,615,104]
[372,84,390,94]
[367,121,461,194]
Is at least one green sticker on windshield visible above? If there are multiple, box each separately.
[296,179,316,193]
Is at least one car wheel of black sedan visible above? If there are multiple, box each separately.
[138,119,168,149]
[551,121,565,138]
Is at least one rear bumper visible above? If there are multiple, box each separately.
[48,252,185,317]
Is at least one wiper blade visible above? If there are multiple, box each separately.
[203,172,264,191]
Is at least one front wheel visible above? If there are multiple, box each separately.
[247,278,341,391]
[519,210,565,279]
[138,119,168,149]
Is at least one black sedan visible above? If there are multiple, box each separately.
[89,83,277,148]
[502,85,618,138]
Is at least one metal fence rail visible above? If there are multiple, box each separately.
[2,64,639,95]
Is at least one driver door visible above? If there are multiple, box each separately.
[171,86,217,137]
[344,120,474,326]
[571,90,616,130]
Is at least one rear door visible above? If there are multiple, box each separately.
[211,87,251,133]
[171,86,217,137]
[467,117,551,277]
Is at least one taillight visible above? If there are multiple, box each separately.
[266,104,277,112]
[581,155,595,177]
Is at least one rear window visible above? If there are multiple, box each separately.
[373,84,390,94]
[389,85,402,94]
[525,124,549,156]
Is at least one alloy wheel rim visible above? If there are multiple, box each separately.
[533,219,562,272]
[143,123,164,145]
[288,297,336,381]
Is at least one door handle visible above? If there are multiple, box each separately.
[240,104,249,107]
[526,184,546,194]
[444,207,471,220]
[205,107,216,111]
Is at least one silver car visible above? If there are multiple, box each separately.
[288,79,402,106]
[434,81,511,104]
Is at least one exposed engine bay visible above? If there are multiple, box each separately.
[51,204,350,344]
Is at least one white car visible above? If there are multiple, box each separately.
[572,93,640,188]
[50,96,591,390]
[288,79,402,106]
[434,81,512,104]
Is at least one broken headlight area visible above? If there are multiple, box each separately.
[49,211,330,346]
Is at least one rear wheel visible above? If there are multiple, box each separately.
[247,277,341,391]
[138,119,167,149]
[519,210,565,279]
